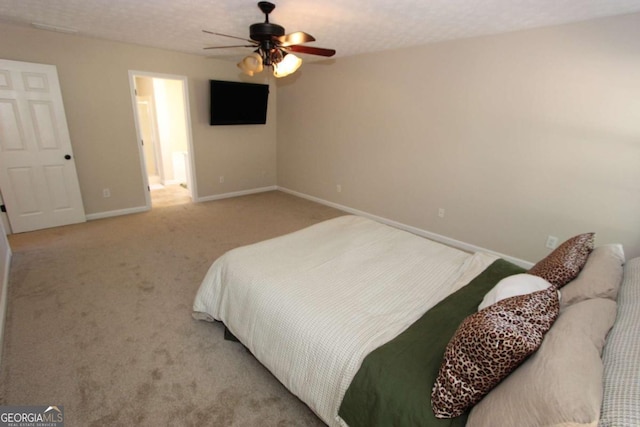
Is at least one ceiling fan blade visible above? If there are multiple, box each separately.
[204,45,257,50]
[202,30,254,44]
[286,45,336,57]
[277,31,315,47]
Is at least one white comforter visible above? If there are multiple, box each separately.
[193,215,496,426]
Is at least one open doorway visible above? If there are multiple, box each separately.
[129,71,196,208]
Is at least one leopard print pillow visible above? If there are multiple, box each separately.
[431,287,560,418]
[528,232,595,289]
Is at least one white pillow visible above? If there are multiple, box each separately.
[478,273,553,311]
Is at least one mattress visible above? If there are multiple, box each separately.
[193,215,497,426]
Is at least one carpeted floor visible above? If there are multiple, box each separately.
[0,191,344,426]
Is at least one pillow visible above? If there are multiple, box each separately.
[431,287,559,418]
[478,273,552,311]
[528,232,595,289]
[600,257,640,427]
[467,298,617,427]
[560,244,624,308]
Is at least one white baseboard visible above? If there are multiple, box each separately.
[85,205,150,221]
[197,186,278,203]
[278,186,533,269]
[85,185,533,268]
[85,186,278,219]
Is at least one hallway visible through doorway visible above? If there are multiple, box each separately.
[129,70,195,210]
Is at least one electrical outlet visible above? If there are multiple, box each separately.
[545,235,559,249]
[438,208,445,218]
[103,188,111,198]
[219,176,225,184]
[336,184,342,193]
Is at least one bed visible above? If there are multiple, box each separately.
[192,215,639,427]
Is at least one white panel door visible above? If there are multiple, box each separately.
[0,59,85,233]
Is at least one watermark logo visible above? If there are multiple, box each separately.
[0,405,64,427]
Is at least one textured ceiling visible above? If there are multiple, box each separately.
[1,0,640,62]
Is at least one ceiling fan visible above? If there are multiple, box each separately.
[203,1,336,78]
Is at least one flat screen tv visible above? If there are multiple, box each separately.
[209,80,269,125]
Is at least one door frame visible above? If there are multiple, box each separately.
[127,70,196,208]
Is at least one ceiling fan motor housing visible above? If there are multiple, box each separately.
[249,22,285,41]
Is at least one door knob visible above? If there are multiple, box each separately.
[64,154,71,160]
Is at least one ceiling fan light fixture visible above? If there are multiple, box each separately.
[237,52,264,76]
[205,2,335,79]
[273,53,302,78]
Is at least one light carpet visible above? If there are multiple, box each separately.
[0,190,344,426]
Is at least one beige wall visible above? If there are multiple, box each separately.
[277,13,640,262]
[0,23,277,215]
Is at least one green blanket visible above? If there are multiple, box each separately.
[338,259,525,427]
